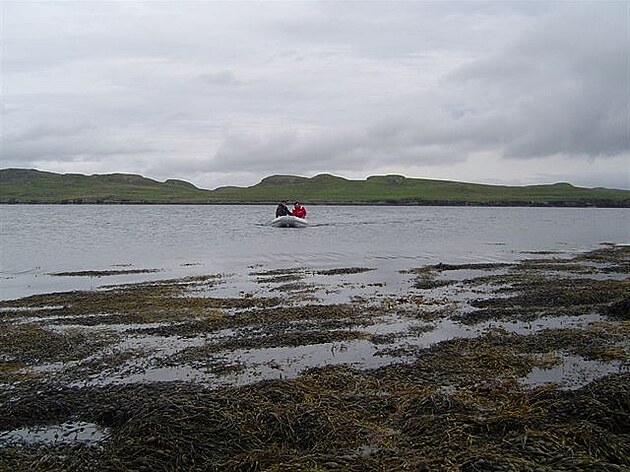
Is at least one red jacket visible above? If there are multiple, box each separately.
[292,206,306,218]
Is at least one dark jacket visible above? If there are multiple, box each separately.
[276,204,291,217]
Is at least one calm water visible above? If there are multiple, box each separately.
[1,204,628,300]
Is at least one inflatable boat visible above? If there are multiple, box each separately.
[271,215,308,228]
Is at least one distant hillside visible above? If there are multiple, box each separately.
[1,168,629,207]
[0,168,215,203]
[211,173,630,207]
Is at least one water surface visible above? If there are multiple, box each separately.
[1,205,628,299]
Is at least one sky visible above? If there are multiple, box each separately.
[1,1,629,190]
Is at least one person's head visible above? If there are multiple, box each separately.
[281,200,288,205]
[293,201,301,207]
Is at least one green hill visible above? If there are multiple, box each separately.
[1,168,628,207]
[0,169,214,203]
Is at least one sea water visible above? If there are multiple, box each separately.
[0,204,628,300]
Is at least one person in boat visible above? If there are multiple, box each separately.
[275,200,291,217]
[291,201,306,219]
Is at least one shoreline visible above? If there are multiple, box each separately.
[1,245,628,470]
[2,200,629,208]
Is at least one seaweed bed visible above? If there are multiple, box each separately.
[0,245,628,471]
[49,269,162,277]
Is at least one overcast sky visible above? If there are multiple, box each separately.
[1,1,629,190]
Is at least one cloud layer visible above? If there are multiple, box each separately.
[2,2,628,189]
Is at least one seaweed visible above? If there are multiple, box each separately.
[1,245,629,471]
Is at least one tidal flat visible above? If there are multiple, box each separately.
[0,245,628,471]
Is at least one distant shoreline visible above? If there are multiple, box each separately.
[1,200,629,208]
[3,169,629,208]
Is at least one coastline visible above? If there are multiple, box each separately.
[1,245,628,470]
[2,200,629,207]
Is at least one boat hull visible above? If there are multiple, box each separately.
[271,215,308,228]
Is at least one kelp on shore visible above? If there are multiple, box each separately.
[0,245,628,471]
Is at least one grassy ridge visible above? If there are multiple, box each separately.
[1,168,629,206]
[213,174,630,206]
[0,169,211,203]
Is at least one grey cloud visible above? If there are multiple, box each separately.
[2,3,252,74]
[2,2,628,190]
[209,119,471,176]
[198,71,241,86]
[211,129,360,173]
[2,125,156,163]
[447,4,629,160]
[268,2,538,61]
